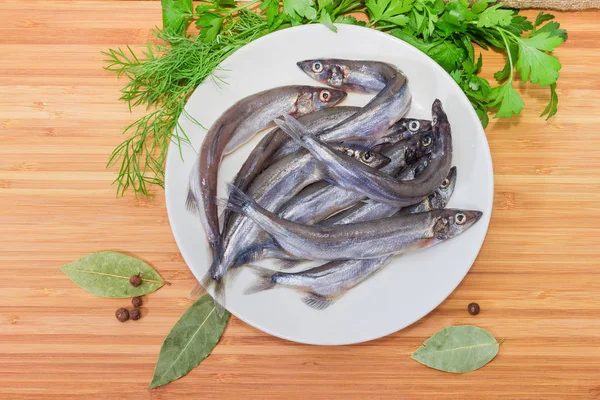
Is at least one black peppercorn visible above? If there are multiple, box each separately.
[129,308,141,321]
[129,274,142,287]
[115,307,129,322]
[468,302,480,315]
[132,296,143,308]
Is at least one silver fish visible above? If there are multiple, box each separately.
[242,167,463,310]
[225,184,481,263]
[232,131,436,267]
[274,99,452,207]
[297,59,412,143]
[258,164,457,267]
[270,117,431,164]
[265,59,412,164]
[212,144,390,286]
[186,85,346,263]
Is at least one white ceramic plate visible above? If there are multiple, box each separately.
[165,24,493,345]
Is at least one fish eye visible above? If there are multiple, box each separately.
[408,120,420,132]
[362,151,373,161]
[455,213,466,225]
[319,90,331,102]
[312,62,323,73]
[421,135,432,147]
[440,178,450,189]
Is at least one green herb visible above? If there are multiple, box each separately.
[104,0,566,196]
[161,0,193,37]
[60,251,165,298]
[411,325,501,373]
[150,294,230,388]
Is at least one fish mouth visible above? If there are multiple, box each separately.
[328,89,348,106]
[463,210,483,227]
[446,166,457,183]
[297,60,316,75]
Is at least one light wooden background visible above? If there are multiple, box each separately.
[1,1,600,399]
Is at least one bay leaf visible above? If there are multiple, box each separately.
[150,294,229,388]
[60,251,165,298]
[411,325,500,373]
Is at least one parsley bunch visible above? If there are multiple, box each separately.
[103,0,566,196]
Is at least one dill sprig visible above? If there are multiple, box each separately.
[103,11,269,196]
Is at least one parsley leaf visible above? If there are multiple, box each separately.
[540,83,558,120]
[534,12,555,29]
[283,0,318,21]
[319,10,337,32]
[504,15,534,36]
[471,0,494,15]
[515,37,562,85]
[536,21,568,41]
[490,82,524,118]
[162,0,193,37]
[476,4,514,28]
[429,40,466,71]
[367,0,413,26]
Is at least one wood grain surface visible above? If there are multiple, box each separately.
[1,1,600,399]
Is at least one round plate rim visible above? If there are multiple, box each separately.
[164,23,494,345]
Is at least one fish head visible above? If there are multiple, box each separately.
[295,87,347,115]
[433,209,482,240]
[429,166,458,209]
[297,59,349,89]
[431,99,451,133]
[404,131,435,163]
[337,145,391,168]
[394,118,433,140]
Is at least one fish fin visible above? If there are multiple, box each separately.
[188,283,207,300]
[302,293,334,310]
[226,263,244,284]
[185,189,200,215]
[186,158,202,215]
[245,266,277,295]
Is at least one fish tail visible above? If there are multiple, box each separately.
[274,114,314,145]
[201,269,227,318]
[245,266,277,295]
[233,245,264,268]
[223,184,252,215]
[213,281,227,318]
[188,282,207,300]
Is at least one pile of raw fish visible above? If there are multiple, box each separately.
[187,59,483,313]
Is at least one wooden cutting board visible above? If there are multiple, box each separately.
[1,1,599,399]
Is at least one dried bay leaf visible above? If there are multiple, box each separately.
[150,294,230,388]
[60,251,165,298]
[411,325,500,373]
